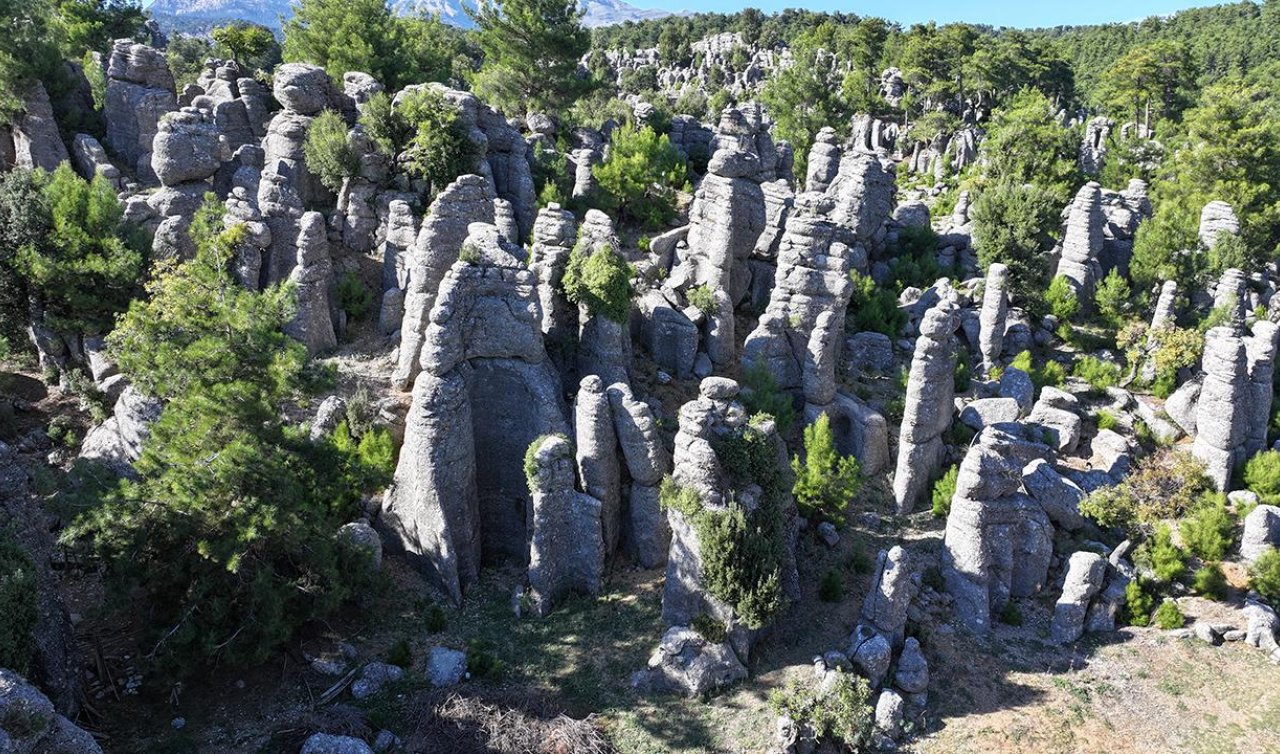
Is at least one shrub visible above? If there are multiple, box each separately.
[953,357,971,393]
[1153,598,1184,630]
[386,638,412,668]
[1045,275,1080,322]
[1097,409,1120,432]
[0,534,37,674]
[561,244,633,323]
[302,109,359,193]
[1073,355,1122,392]
[931,465,958,518]
[998,600,1023,626]
[1244,450,1280,505]
[818,569,842,603]
[397,87,481,194]
[592,124,686,229]
[1250,548,1280,604]
[686,284,715,317]
[466,639,504,678]
[848,271,905,337]
[1124,579,1156,626]
[887,225,943,289]
[1094,269,1131,325]
[739,360,796,435]
[769,670,873,750]
[1180,494,1234,562]
[1010,350,1067,391]
[970,180,1059,311]
[792,413,861,525]
[425,604,448,633]
[1078,450,1213,535]
[1193,564,1229,601]
[337,271,373,320]
[1138,524,1187,585]
[691,613,727,643]
[1148,326,1202,398]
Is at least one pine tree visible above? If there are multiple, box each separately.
[791,413,861,525]
[468,0,592,115]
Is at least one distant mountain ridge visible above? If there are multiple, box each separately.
[145,0,671,34]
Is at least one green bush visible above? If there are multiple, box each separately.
[769,670,873,751]
[1045,275,1080,323]
[931,465,958,518]
[466,639,504,678]
[818,569,842,603]
[848,271,905,338]
[0,534,37,674]
[1153,598,1184,630]
[998,600,1023,626]
[1138,524,1187,585]
[1078,450,1213,535]
[561,244,633,323]
[887,224,943,289]
[1094,269,1132,325]
[337,271,373,320]
[970,180,1060,312]
[1250,548,1280,604]
[954,357,971,393]
[1010,350,1067,391]
[1192,564,1229,601]
[792,413,861,525]
[1244,450,1280,505]
[691,613,728,643]
[425,604,448,633]
[1180,494,1234,562]
[739,360,796,435]
[1124,579,1156,626]
[396,87,481,194]
[302,109,359,193]
[592,124,687,229]
[1097,409,1120,432]
[1073,355,1122,392]
[386,638,412,668]
[686,284,716,317]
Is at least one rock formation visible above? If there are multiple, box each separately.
[149,108,223,259]
[1054,182,1104,300]
[283,212,338,356]
[380,223,568,604]
[943,425,1053,634]
[1199,200,1240,249]
[393,175,496,390]
[1192,326,1247,490]
[104,39,177,184]
[893,303,957,513]
[1245,321,1280,456]
[1050,551,1107,643]
[10,83,69,171]
[575,210,632,386]
[528,203,579,384]
[526,434,605,615]
[978,263,1009,373]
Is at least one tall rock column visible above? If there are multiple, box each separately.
[527,435,605,616]
[977,263,1009,373]
[803,127,841,193]
[575,375,622,555]
[392,175,496,390]
[607,382,672,568]
[528,203,579,385]
[575,210,632,385]
[1213,267,1249,333]
[11,83,69,171]
[104,40,177,184]
[283,212,338,356]
[149,108,222,259]
[893,304,957,513]
[1245,321,1280,456]
[1192,326,1248,490]
[1054,182,1104,301]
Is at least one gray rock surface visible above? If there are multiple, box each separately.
[283,212,338,356]
[1199,200,1241,249]
[978,263,1009,372]
[104,40,176,183]
[1054,182,1104,301]
[1050,551,1108,644]
[427,647,468,687]
[1192,327,1247,490]
[635,626,747,698]
[1242,505,1280,563]
[527,435,605,615]
[893,303,957,513]
[301,734,374,754]
[11,83,69,171]
[0,669,102,754]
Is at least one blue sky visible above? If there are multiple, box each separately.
[638,0,1224,28]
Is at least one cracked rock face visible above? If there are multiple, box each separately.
[978,263,1009,372]
[1199,200,1241,249]
[105,40,177,184]
[527,434,605,616]
[1192,326,1247,491]
[283,212,338,357]
[1055,182,1104,300]
[380,223,568,604]
[11,83,69,172]
[943,425,1053,634]
[893,303,958,513]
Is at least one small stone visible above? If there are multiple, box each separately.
[427,646,467,687]
[817,521,840,547]
[172,717,186,730]
[656,370,673,385]
[1194,621,1224,646]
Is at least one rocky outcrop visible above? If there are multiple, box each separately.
[70,133,122,189]
[149,107,223,259]
[528,203,579,384]
[104,40,176,184]
[223,186,270,289]
[1245,321,1280,456]
[1079,117,1112,175]
[380,223,568,604]
[893,303,957,513]
[1199,200,1240,249]
[803,127,841,193]
[1242,505,1280,563]
[11,83,69,171]
[393,175,496,390]
[607,382,673,568]
[575,210,632,386]
[978,263,1009,373]
[526,435,605,615]
[633,626,747,698]
[826,150,895,252]
[861,546,917,648]
[283,212,338,356]
[1050,551,1107,644]
[376,199,418,335]
[1192,326,1247,490]
[943,425,1053,634]
[1054,182,1104,301]
[78,385,164,473]
[1213,267,1249,333]
[0,669,102,753]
